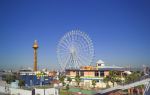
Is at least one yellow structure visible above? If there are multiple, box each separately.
[33,40,38,71]
[80,66,95,70]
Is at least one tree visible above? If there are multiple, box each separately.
[67,77,72,83]
[5,75,12,84]
[18,80,25,88]
[66,84,70,95]
[109,71,117,87]
[125,71,142,84]
[103,76,110,88]
[125,73,132,84]
[107,71,121,87]
[58,74,66,86]
[92,80,96,88]
[75,74,81,87]
[5,74,16,84]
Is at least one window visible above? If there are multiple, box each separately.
[100,71,104,77]
[66,71,70,75]
[95,71,99,76]
[98,64,101,66]
[80,71,84,76]
[76,71,79,75]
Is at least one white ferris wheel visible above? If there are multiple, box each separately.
[57,30,94,71]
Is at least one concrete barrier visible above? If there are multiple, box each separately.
[10,88,31,95]
[0,86,59,95]
[35,88,59,95]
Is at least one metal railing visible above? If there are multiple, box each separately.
[144,81,150,95]
[97,78,150,94]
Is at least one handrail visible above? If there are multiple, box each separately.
[144,81,150,95]
[97,78,150,94]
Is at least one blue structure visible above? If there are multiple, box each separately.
[19,75,53,86]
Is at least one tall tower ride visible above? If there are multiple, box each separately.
[33,40,38,71]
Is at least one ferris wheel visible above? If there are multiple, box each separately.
[57,30,94,71]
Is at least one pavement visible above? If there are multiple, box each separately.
[0,81,6,87]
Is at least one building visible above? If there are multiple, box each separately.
[19,69,53,86]
[65,60,130,88]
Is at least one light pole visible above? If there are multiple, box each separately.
[44,78,45,95]
[41,75,45,95]
[43,77,45,95]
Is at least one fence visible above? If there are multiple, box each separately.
[0,86,59,95]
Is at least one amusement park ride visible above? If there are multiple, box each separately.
[57,30,94,71]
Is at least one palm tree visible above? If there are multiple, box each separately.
[18,80,25,88]
[58,74,66,86]
[75,74,81,87]
[105,70,122,87]
[92,80,96,88]
[103,76,110,88]
[109,71,117,87]
[66,84,70,95]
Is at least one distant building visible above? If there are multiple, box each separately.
[144,66,150,75]
[48,71,57,77]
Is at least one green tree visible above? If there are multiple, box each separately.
[58,74,66,86]
[5,74,16,84]
[75,74,81,87]
[103,76,110,88]
[66,84,70,95]
[132,71,141,81]
[92,80,96,88]
[108,71,121,87]
[67,77,72,83]
[5,75,12,84]
[125,71,142,84]
[109,71,117,87]
[18,80,25,88]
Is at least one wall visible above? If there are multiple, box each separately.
[0,86,5,93]
[70,71,76,76]
[35,88,59,95]
[84,71,95,77]
[0,86,31,95]
[0,86,58,95]
[104,71,109,77]
[10,88,31,95]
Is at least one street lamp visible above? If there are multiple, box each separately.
[41,73,45,95]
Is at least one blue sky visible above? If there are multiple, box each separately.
[0,0,150,70]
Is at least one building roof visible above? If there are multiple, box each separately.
[98,65,128,71]
[96,60,104,64]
